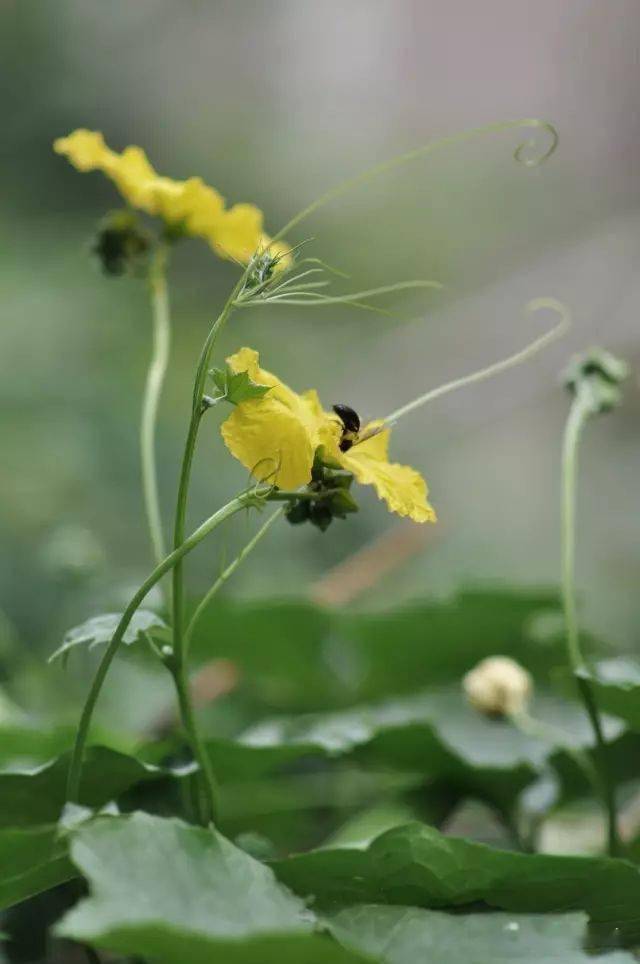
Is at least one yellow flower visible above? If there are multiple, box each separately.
[220,348,436,524]
[53,129,290,268]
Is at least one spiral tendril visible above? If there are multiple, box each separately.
[274,117,559,241]
[513,119,559,167]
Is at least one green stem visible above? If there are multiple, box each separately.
[66,491,262,806]
[561,391,620,856]
[141,243,171,567]
[170,658,220,826]
[184,507,284,655]
[383,298,570,426]
[171,275,246,660]
[561,397,588,674]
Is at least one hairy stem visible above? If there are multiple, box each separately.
[561,391,620,856]
[141,243,171,567]
[66,492,260,806]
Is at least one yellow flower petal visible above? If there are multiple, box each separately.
[54,131,277,265]
[337,422,436,524]
[109,146,158,210]
[53,129,113,172]
[208,203,264,263]
[221,351,434,523]
[221,398,317,490]
[222,348,339,489]
[181,179,225,236]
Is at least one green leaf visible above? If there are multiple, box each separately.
[238,686,622,812]
[57,812,370,963]
[49,610,167,663]
[0,724,75,768]
[189,591,565,712]
[576,660,640,731]
[327,905,634,963]
[273,822,640,946]
[0,825,76,911]
[0,746,185,827]
[210,365,271,405]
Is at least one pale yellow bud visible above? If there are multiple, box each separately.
[463,656,533,717]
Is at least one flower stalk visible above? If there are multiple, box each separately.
[560,349,629,856]
[140,241,171,567]
[170,272,248,663]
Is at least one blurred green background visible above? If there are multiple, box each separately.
[1,0,638,684]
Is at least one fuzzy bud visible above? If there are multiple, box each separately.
[463,656,533,718]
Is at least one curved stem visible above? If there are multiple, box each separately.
[561,391,620,856]
[273,118,557,242]
[184,507,284,655]
[141,243,171,567]
[66,491,261,806]
[383,298,570,426]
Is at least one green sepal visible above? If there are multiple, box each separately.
[328,488,359,519]
[284,500,311,526]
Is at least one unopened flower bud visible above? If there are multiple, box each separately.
[92,209,151,277]
[563,348,630,415]
[463,656,533,718]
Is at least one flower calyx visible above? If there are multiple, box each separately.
[92,209,151,277]
[284,456,359,532]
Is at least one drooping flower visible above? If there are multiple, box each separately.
[53,129,288,267]
[220,348,436,524]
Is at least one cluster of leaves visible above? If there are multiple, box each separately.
[2,590,640,962]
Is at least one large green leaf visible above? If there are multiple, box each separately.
[238,686,622,811]
[576,661,640,731]
[57,812,370,963]
[0,825,76,910]
[0,746,183,827]
[0,724,74,768]
[272,821,640,945]
[190,591,562,711]
[327,905,634,963]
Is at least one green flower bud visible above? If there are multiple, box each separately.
[563,348,630,414]
[92,209,151,277]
